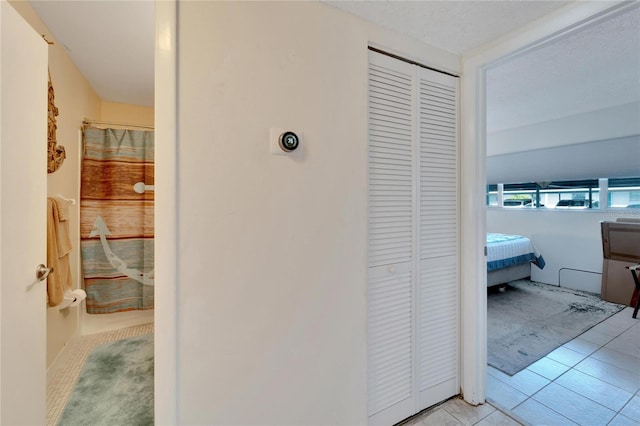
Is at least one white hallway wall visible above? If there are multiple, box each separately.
[487,208,640,293]
[161,1,460,424]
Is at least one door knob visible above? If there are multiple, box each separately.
[36,264,53,281]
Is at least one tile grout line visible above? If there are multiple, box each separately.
[513,393,577,426]
[442,401,495,425]
[487,404,528,426]
[537,369,632,420]
[510,395,548,426]
[572,346,640,393]
[485,396,529,425]
[569,359,640,397]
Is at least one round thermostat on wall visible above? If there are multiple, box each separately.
[269,128,303,156]
[279,131,299,152]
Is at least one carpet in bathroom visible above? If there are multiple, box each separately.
[57,333,153,426]
[488,280,624,376]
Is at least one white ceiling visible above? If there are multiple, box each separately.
[29,0,155,107]
[28,0,640,136]
[486,5,640,133]
[322,0,572,56]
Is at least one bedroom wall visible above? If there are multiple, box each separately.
[487,135,640,184]
[163,1,460,424]
[487,208,640,293]
[487,101,640,157]
[486,99,640,184]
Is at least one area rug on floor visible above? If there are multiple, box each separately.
[487,280,624,376]
[57,333,153,426]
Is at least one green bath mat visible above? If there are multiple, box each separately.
[58,333,153,426]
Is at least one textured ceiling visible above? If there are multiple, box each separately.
[486,5,640,133]
[29,0,574,108]
[29,0,155,107]
[28,0,638,135]
[322,0,571,55]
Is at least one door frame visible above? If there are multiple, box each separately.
[154,0,178,423]
[459,0,636,405]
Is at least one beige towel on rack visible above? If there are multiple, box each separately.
[47,197,73,307]
[52,196,72,253]
[55,195,70,222]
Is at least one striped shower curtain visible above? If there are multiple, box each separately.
[80,127,154,313]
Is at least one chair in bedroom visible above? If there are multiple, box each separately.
[626,264,640,319]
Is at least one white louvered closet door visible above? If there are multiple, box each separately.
[367,51,459,426]
[367,52,416,426]
[416,67,459,409]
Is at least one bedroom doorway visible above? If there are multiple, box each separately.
[474,2,640,422]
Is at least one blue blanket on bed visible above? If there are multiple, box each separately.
[486,233,545,272]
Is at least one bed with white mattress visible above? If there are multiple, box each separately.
[486,233,545,287]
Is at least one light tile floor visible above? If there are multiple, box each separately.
[402,397,524,426]
[487,306,640,426]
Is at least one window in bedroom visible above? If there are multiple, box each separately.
[487,177,640,209]
[609,177,640,208]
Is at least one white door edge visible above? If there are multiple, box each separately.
[154,0,178,424]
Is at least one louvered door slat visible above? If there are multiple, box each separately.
[420,102,455,114]
[421,128,456,138]
[370,139,412,151]
[419,107,455,120]
[370,130,413,143]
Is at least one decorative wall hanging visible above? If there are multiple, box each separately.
[47,70,66,173]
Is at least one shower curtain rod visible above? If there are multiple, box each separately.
[83,119,154,130]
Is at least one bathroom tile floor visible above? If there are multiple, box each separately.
[487,306,640,426]
[47,322,153,426]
